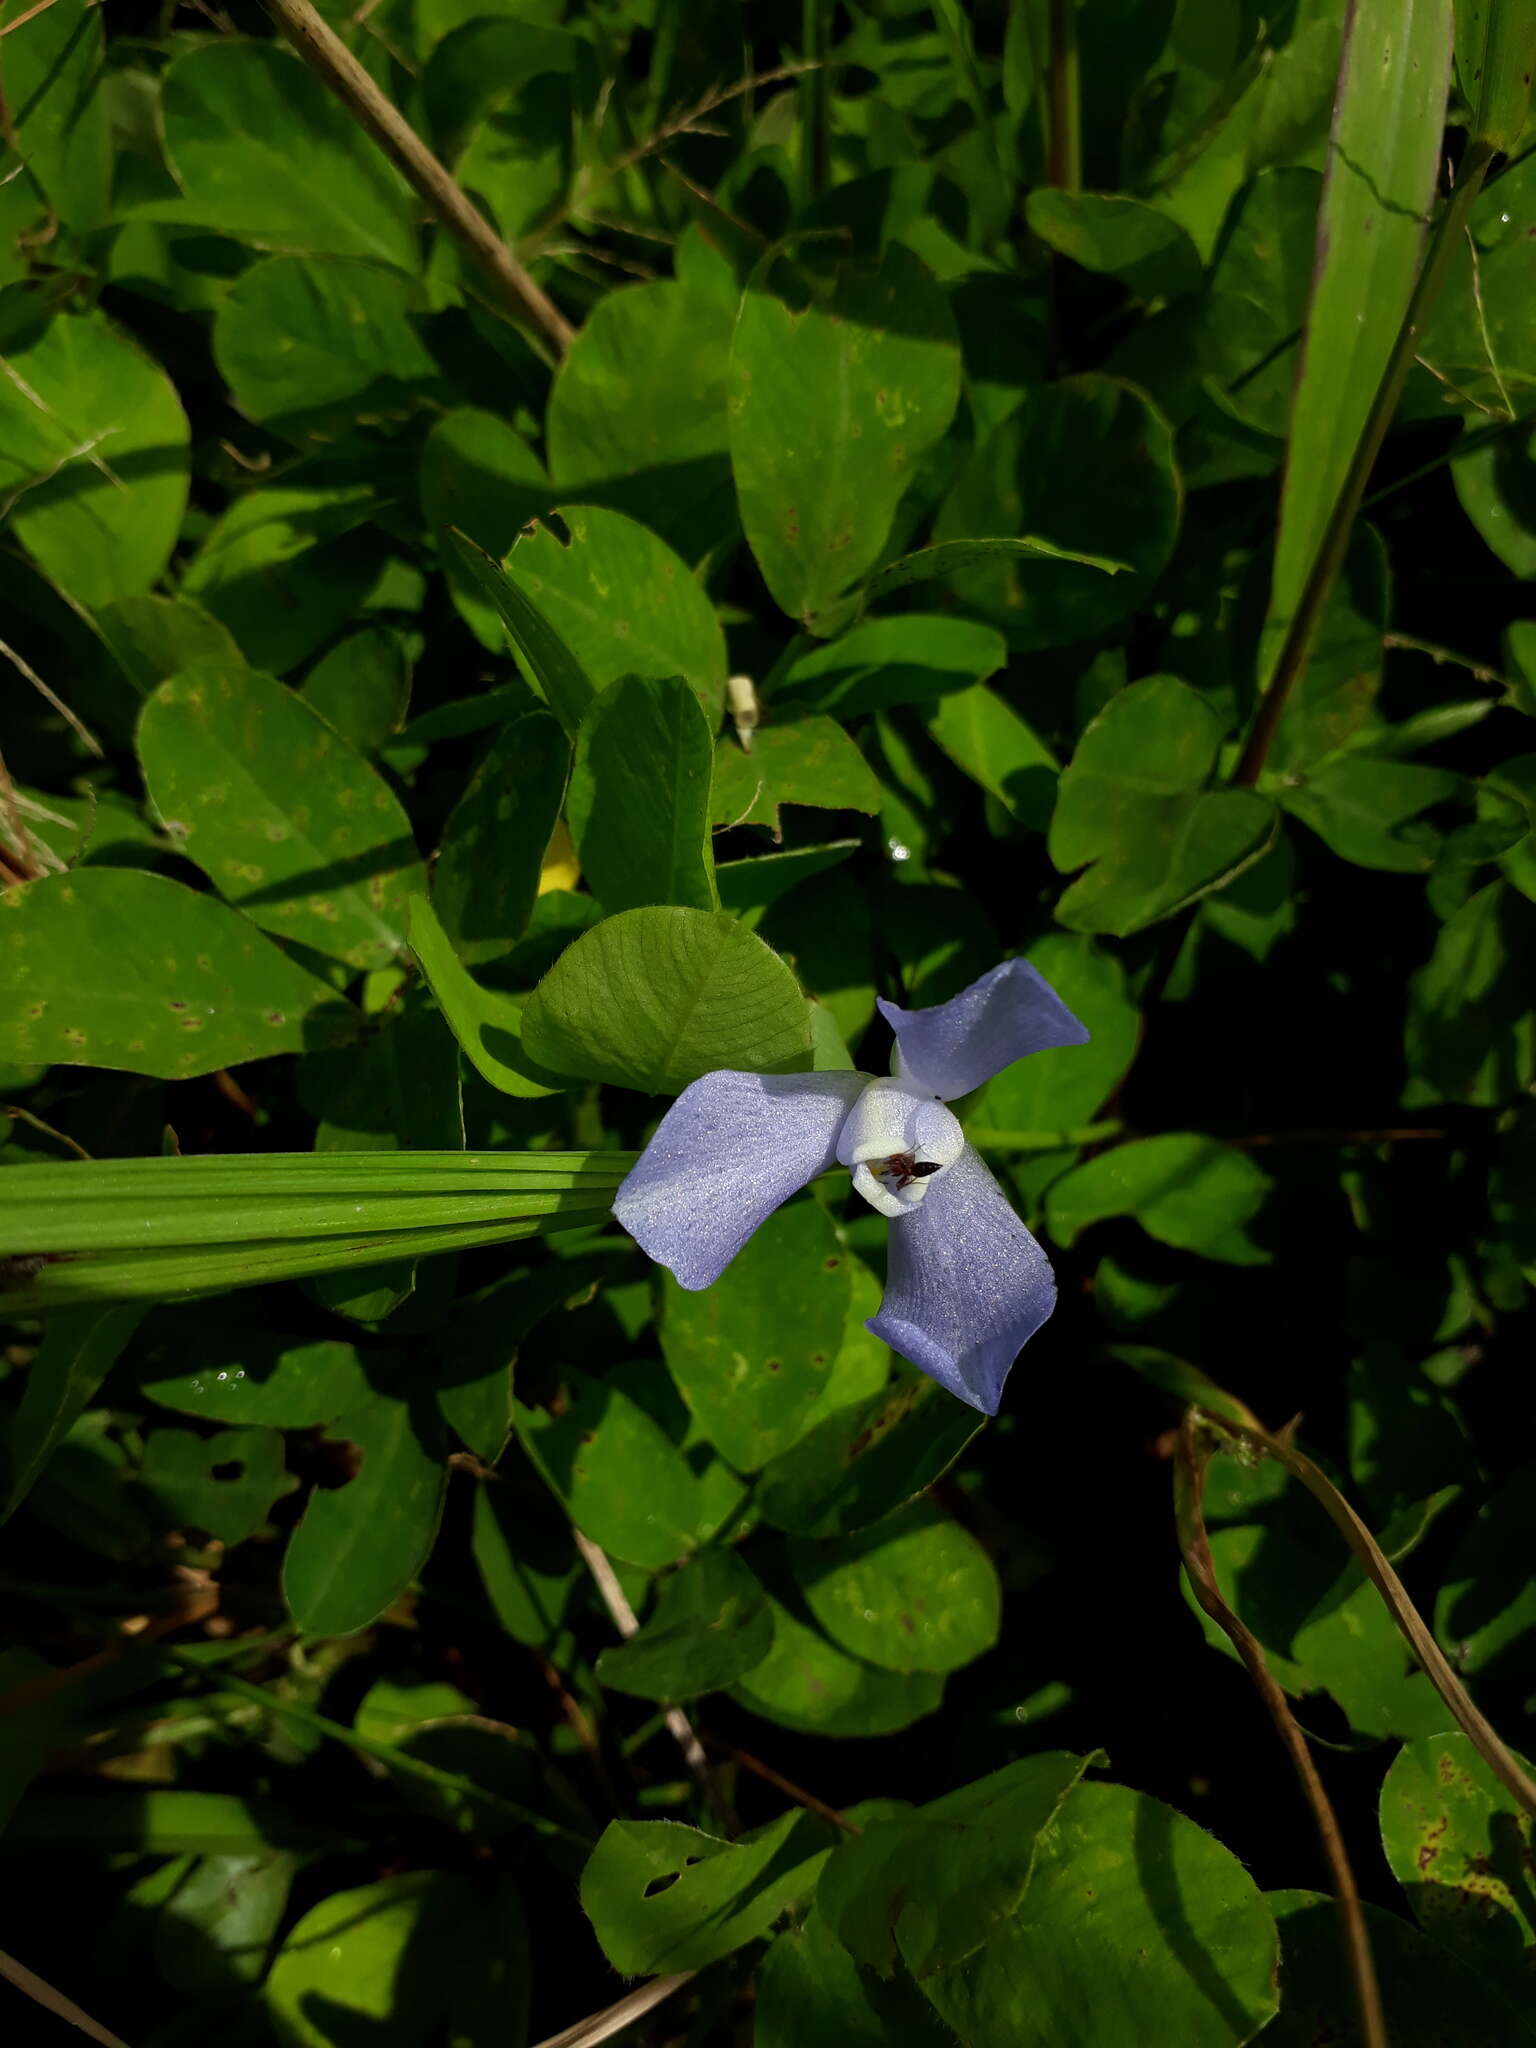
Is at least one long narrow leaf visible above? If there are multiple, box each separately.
[1,1206,622,1314]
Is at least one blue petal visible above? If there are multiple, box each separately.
[878,956,1090,1102]
[613,1069,867,1291]
[868,1144,1054,1413]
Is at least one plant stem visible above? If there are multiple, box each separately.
[155,1644,594,1847]
[1194,1401,1536,1822]
[1234,139,1497,787]
[262,0,574,361]
[800,0,830,205]
[571,1529,735,1835]
[1174,1416,1389,2048]
[1044,0,1081,191]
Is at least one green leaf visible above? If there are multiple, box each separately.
[1026,189,1204,298]
[4,1305,145,1518]
[1262,1888,1536,2044]
[660,1196,851,1470]
[730,246,962,629]
[789,1497,1001,1675]
[757,1365,984,1539]
[1264,526,1391,775]
[568,675,719,914]
[1050,676,1276,935]
[772,614,1007,718]
[0,0,110,242]
[547,279,736,562]
[301,625,412,754]
[935,374,1181,651]
[1047,1134,1273,1263]
[154,1851,297,1993]
[1278,758,1461,872]
[521,906,812,1094]
[0,869,338,1079]
[920,684,1058,830]
[154,41,417,268]
[1191,1518,1454,1739]
[303,999,465,1320]
[1261,0,1454,680]
[0,304,189,607]
[181,464,389,674]
[407,892,563,1098]
[971,935,1137,1137]
[135,1322,372,1429]
[818,1751,1096,1976]
[759,1908,955,2048]
[434,712,571,962]
[266,1872,486,2048]
[139,1425,297,1545]
[1379,1730,1536,1988]
[732,1593,945,1736]
[595,1549,774,1699]
[91,595,245,710]
[448,530,597,736]
[918,1780,1279,2045]
[1403,879,1536,1106]
[1457,0,1536,148]
[282,1390,446,1636]
[1199,169,1322,439]
[514,1365,710,1569]
[213,255,439,440]
[421,412,552,649]
[1435,1466,1536,1679]
[711,717,883,837]
[716,843,860,926]
[138,662,426,969]
[503,507,728,720]
[471,1470,578,1648]
[581,1810,831,1975]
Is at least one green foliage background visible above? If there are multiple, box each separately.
[1,0,1535,2042]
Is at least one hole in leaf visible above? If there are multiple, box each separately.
[643,1871,681,1899]
[210,1460,245,1483]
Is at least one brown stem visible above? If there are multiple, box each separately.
[1174,1416,1389,2048]
[700,1735,861,1837]
[262,0,574,361]
[1247,1429,1536,1820]
[1043,0,1080,191]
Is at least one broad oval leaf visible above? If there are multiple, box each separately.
[569,674,719,915]
[0,303,189,607]
[936,374,1180,652]
[156,41,418,269]
[138,662,426,969]
[660,1196,852,1471]
[504,507,727,720]
[0,868,339,1079]
[920,1780,1280,2045]
[521,906,812,1094]
[547,279,736,561]
[282,1389,446,1636]
[789,1496,1001,1675]
[731,244,962,629]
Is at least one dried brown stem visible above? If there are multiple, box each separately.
[700,1734,861,1837]
[262,0,574,360]
[1174,1415,1388,2048]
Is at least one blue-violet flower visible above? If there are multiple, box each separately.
[613,958,1089,1416]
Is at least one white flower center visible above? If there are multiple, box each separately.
[835,1077,964,1220]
